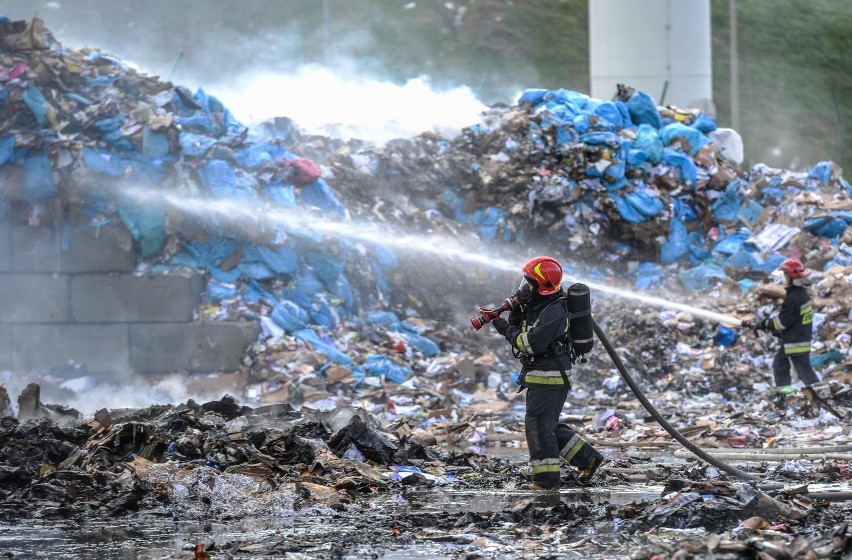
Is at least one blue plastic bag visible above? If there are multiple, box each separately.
[305,250,345,285]
[265,184,297,207]
[205,281,238,302]
[118,202,165,257]
[594,101,624,129]
[660,123,711,155]
[610,194,646,224]
[402,332,441,357]
[634,124,663,163]
[22,86,51,126]
[751,254,786,274]
[808,161,835,186]
[687,232,711,260]
[364,311,402,330]
[804,216,847,238]
[328,275,355,313]
[0,135,14,166]
[624,188,663,218]
[469,206,505,243]
[627,91,662,128]
[518,89,549,106]
[309,296,339,329]
[714,325,737,347]
[21,155,56,202]
[628,262,665,290]
[660,217,689,264]
[692,113,717,133]
[661,148,698,186]
[287,269,325,308]
[673,198,698,221]
[82,147,129,176]
[238,260,275,280]
[738,199,764,226]
[811,350,843,368]
[256,244,300,275]
[198,159,258,200]
[299,178,347,217]
[712,180,742,222]
[295,328,351,365]
[713,230,751,256]
[142,126,170,159]
[363,354,411,384]
[185,237,238,268]
[724,248,759,271]
[679,263,728,291]
[580,131,620,146]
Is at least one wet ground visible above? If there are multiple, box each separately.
[0,442,668,559]
[2,448,850,560]
[4,478,849,559]
[1,390,850,559]
[0,483,665,559]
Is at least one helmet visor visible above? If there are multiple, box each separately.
[517,277,537,301]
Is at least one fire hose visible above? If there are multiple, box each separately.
[592,318,761,483]
[595,318,852,502]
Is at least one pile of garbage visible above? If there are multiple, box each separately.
[3,15,852,396]
[2,15,852,557]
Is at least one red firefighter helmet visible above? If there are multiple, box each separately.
[522,256,563,296]
[779,257,806,279]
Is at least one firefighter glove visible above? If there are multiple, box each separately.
[492,317,510,335]
[477,307,500,321]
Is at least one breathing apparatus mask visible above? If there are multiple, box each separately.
[517,276,537,302]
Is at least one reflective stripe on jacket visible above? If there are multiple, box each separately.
[769,285,813,355]
[502,291,572,387]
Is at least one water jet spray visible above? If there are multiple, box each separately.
[117,186,741,326]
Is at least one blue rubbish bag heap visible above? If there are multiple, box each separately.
[295,85,852,294]
[2,17,851,397]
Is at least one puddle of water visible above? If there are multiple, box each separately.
[0,484,662,559]
[0,518,197,560]
[382,484,663,514]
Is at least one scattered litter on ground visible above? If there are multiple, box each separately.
[1,16,851,559]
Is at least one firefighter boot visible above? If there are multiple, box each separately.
[577,449,604,484]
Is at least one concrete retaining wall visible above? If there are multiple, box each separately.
[0,218,258,374]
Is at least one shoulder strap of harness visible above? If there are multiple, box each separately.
[543,297,572,386]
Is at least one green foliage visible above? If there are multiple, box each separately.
[711,0,851,169]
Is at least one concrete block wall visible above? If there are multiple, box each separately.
[0,218,258,374]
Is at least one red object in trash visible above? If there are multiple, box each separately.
[281,157,322,186]
[605,415,621,431]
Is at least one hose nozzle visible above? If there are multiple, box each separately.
[470,295,520,330]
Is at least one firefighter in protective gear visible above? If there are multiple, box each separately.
[490,256,603,490]
[748,257,819,392]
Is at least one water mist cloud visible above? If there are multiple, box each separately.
[210,65,490,144]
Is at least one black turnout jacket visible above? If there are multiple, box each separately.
[501,289,572,387]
